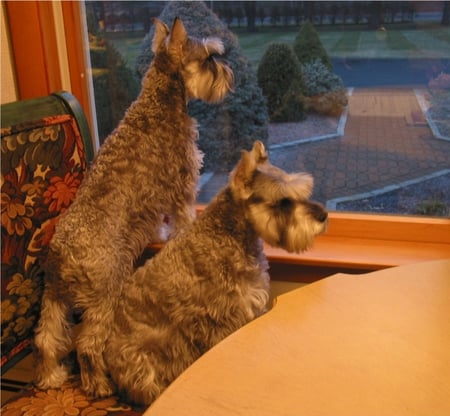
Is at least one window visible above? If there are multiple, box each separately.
[83,1,450,218]
[3,0,449,276]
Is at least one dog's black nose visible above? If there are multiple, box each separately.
[317,210,328,223]
[309,202,328,222]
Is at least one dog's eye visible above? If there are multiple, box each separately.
[248,195,264,205]
[277,198,294,213]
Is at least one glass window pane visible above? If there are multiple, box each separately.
[83,1,450,217]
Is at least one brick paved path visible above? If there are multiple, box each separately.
[197,88,450,205]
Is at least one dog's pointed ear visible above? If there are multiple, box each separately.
[169,17,187,47]
[151,19,170,53]
[252,140,268,164]
[231,141,266,199]
[288,173,314,199]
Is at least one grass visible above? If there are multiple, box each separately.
[105,35,143,68]
[415,200,449,216]
[417,23,450,43]
[386,31,418,50]
[233,27,298,68]
[231,25,449,66]
[106,24,449,71]
[332,31,361,53]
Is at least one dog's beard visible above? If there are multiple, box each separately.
[185,59,234,103]
[283,217,327,252]
[249,203,327,253]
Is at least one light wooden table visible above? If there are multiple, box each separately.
[144,259,450,416]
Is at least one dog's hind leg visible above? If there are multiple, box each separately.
[76,302,116,397]
[109,344,162,406]
[34,287,72,389]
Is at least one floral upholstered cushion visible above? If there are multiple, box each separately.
[1,114,88,369]
[1,375,145,416]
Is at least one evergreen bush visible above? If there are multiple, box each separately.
[271,78,306,122]
[303,89,348,116]
[90,36,140,144]
[301,59,345,96]
[135,1,268,172]
[301,59,348,116]
[293,21,333,70]
[257,43,305,122]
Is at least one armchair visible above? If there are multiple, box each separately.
[1,92,144,415]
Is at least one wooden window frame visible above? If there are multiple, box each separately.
[5,1,450,282]
[4,1,94,136]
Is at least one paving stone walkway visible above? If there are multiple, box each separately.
[197,88,450,207]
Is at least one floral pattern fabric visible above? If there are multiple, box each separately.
[1,114,87,368]
[1,112,145,415]
[1,375,145,416]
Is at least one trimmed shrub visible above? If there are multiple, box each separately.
[301,59,345,96]
[303,89,348,116]
[135,1,268,172]
[257,43,305,122]
[293,21,333,70]
[429,72,450,90]
[415,199,449,216]
[89,35,140,144]
[301,59,348,116]
[271,78,306,122]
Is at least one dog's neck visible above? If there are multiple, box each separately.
[139,60,188,112]
[200,187,262,256]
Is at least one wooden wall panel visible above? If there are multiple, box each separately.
[60,1,93,130]
[5,1,94,140]
[5,1,61,99]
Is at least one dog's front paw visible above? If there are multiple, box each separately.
[82,375,116,398]
[35,364,69,390]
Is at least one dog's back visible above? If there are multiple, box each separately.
[106,140,327,406]
[34,17,233,398]
[106,182,271,406]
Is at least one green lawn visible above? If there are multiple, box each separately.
[329,31,361,53]
[107,25,450,71]
[386,31,418,51]
[105,34,145,68]
[235,25,449,66]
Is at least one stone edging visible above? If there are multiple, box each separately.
[268,88,354,151]
[415,89,450,142]
[326,169,450,210]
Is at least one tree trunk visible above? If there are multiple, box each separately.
[442,1,450,26]
[244,1,256,32]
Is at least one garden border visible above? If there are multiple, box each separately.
[415,89,450,142]
[268,88,353,150]
[326,169,450,210]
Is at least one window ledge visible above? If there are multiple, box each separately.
[145,210,450,283]
[267,235,449,268]
[267,212,450,281]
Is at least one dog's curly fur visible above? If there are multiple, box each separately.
[106,141,328,406]
[33,17,234,398]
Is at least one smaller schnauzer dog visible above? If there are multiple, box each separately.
[106,140,328,405]
[34,17,233,398]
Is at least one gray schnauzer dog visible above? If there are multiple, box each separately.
[106,140,328,405]
[34,17,233,398]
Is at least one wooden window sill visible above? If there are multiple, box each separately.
[265,235,449,283]
[144,210,450,284]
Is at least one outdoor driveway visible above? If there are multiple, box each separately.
[198,88,450,208]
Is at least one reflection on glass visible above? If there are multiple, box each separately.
[84,1,450,217]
